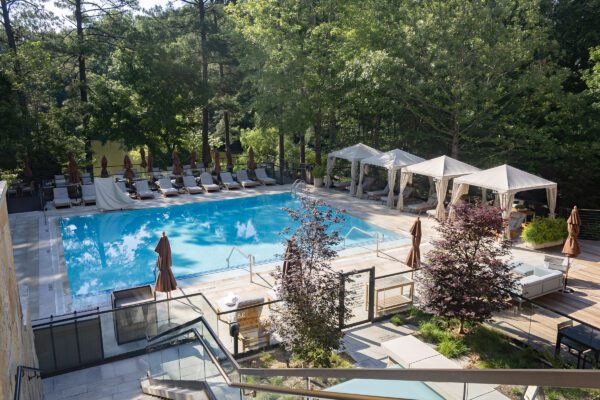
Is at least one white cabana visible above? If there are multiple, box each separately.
[452,164,558,238]
[403,156,480,220]
[357,149,424,207]
[324,143,381,195]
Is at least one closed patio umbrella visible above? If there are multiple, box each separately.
[155,232,177,321]
[123,154,134,181]
[68,154,80,184]
[140,147,147,169]
[147,153,153,174]
[226,147,234,172]
[100,155,109,178]
[247,147,257,171]
[213,147,221,175]
[282,239,302,278]
[172,150,183,176]
[23,155,33,178]
[562,206,581,292]
[405,217,422,268]
[190,149,197,169]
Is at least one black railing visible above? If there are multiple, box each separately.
[13,365,43,400]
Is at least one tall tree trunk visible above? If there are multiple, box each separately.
[299,132,305,165]
[279,130,285,184]
[1,0,29,134]
[451,131,460,159]
[75,0,92,171]
[224,110,232,166]
[314,111,322,166]
[199,0,210,166]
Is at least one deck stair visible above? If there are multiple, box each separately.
[141,377,213,400]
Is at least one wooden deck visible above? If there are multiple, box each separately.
[490,258,600,358]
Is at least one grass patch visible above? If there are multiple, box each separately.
[462,326,538,369]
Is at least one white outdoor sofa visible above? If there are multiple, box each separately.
[515,265,564,300]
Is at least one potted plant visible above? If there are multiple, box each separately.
[312,165,326,188]
[521,217,568,249]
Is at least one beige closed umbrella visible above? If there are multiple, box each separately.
[68,154,80,184]
[172,150,183,176]
[405,217,422,268]
[155,232,177,322]
[190,149,197,169]
[100,156,109,178]
[140,147,147,169]
[247,147,257,171]
[213,147,221,175]
[123,154,134,181]
[562,206,581,292]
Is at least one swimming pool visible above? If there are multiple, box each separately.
[59,193,404,298]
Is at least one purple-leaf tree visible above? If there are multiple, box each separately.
[271,197,351,367]
[421,201,516,333]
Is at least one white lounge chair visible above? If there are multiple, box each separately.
[255,168,276,185]
[81,172,92,185]
[347,176,375,192]
[81,184,96,205]
[366,184,389,200]
[220,172,241,190]
[382,186,414,204]
[406,195,438,213]
[53,187,71,208]
[236,170,259,188]
[116,181,129,195]
[182,176,203,194]
[134,180,156,199]
[157,178,179,196]
[199,172,220,192]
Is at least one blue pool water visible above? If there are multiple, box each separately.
[325,377,444,400]
[59,193,404,297]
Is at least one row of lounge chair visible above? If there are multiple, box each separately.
[52,168,277,208]
[154,170,274,197]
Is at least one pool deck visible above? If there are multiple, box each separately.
[10,184,600,337]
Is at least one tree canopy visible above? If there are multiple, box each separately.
[1,0,599,207]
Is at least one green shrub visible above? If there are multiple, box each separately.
[312,165,326,178]
[418,321,452,343]
[437,337,469,358]
[521,218,568,244]
[390,314,404,326]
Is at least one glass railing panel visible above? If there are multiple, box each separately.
[32,293,208,374]
[146,331,205,382]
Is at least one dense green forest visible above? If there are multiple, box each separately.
[1,0,600,207]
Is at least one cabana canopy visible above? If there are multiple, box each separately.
[324,143,381,195]
[402,156,480,220]
[357,149,424,207]
[452,164,558,238]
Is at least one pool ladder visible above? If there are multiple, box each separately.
[343,226,384,257]
[226,247,255,283]
[290,179,307,197]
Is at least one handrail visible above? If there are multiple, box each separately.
[146,315,600,400]
[14,365,43,400]
[291,179,307,197]
[343,226,384,256]
[226,246,255,283]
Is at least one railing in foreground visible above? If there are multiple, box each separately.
[13,366,43,400]
[145,315,600,400]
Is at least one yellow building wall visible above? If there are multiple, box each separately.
[91,140,146,176]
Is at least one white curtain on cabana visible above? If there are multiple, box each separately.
[397,171,413,210]
[356,164,366,198]
[499,192,517,239]
[387,169,397,207]
[434,178,449,221]
[349,160,359,195]
[324,156,335,187]
[546,186,557,218]
[448,182,470,219]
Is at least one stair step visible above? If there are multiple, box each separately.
[140,378,210,400]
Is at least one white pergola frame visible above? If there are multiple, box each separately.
[452,164,558,239]
[402,156,481,220]
[324,143,381,195]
